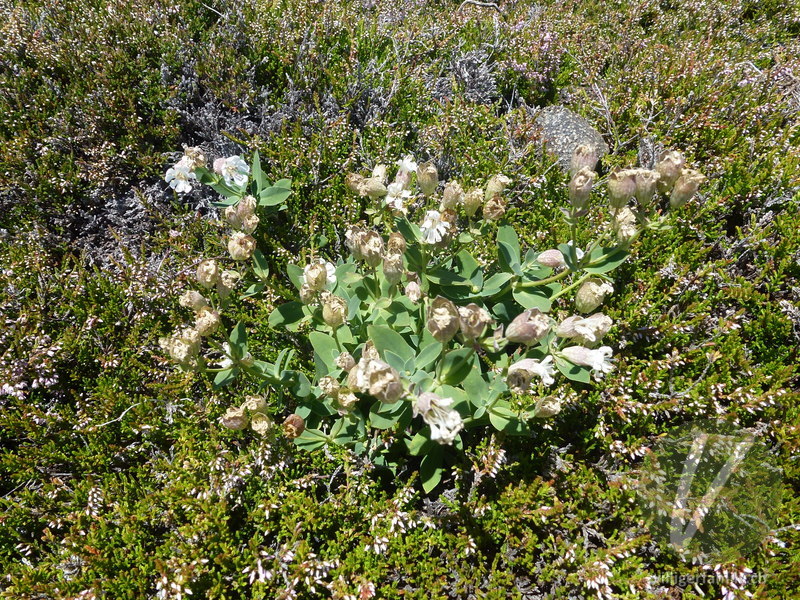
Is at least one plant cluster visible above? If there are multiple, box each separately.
[162,143,704,491]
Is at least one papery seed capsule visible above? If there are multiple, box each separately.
[221,406,248,430]
[458,303,492,341]
[346,173,364,194]
[656,150,685,193]
[383,252,404,286]
[361,231,385,268]
[568,167,597,209]
[196,259,220,289]
[304,261,329,291]
[282,414,306,438]
[227,232,256,261]
[463,188,483,217]
[505,309,551,345]
[670,169,706,208]
[612,207,638,243]
[570,144,598,176]
[441,180,464,210]
[359,177,388,199]
[250,412,273,435]
[335,351,356,372]
[633,168,660,207]
[607,168,637,209]
[387,232,407,255]
[405,280,423,304]
[483,194,506,221]
[427,296,460,343]
[322,294,348,328]
[575,278,613,313]
[179,290,208,311]
[485,174,512,201]
[416,161,439,197]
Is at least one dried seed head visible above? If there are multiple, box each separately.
[568,167,597,209]
[607,168,638,209]
[505,309,551,345]
[575,278,614,313]
[441,180,464,210]
[416,161,439,197]
[485,174,512,201]
[483,194,506,221]
[670,169,706,208]
[463,188,483,217]
[282,414,306,438]
[427,296,460,343]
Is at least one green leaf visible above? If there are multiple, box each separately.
[497,225,522,274]
[420,445,445,493]
[554,356,592,383]
[369,400,411,430]
[557,242,581,271]
[456,250,483,287]
[274,178,292,189]
[286,264,305,290]
[252,249,269,280]
[213,368,238,388]
[294,428,328,451]
[251,150,267,194]
[512,286,556,312]
[367,325,415,364]
[462,363,489,406]
[229,322,247,357]
[259,185,292,207]
[407,428,435,456]
[438,348,474,386]
[241,282,265,298]
[395,216,422,243]
[415,341,442,371]
[584,246,629,274]
[383,350,407,373]
[489,405,530,435]
[310,332,339,376]
[480,272,513,297]
[426,267,471,287]
[268,301,307,331]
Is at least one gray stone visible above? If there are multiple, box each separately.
[533,105,608,171]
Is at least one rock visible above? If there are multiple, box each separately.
[533,105,608,171]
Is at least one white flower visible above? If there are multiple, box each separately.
[556,314,613,345]
[508,355,556,390]
[302,259,336,289]
[419,210,451,244]
[560,346,614,379]
[385,182,412,214]
[214,155,250,187]
[395,154,418,174]
[165,156,197,193]
[413,392,463,445]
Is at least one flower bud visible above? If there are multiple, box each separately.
[345,173,364,194]
[345,226,368,261]
[612,206,638,243]
[405,280,423,304]
[532,396,562,418]
[427,296,460,343]
[570,144,598,176]
[221,406,248,430]
[536,249,565,269]
[383,252,404,286]
[386,231,406,255]
[250,412,273,435]
[322,294,348,328]
[607,168,637,209]
[505,309,551,346]
[463,188,483,217]
[656,150,685,192]
[228,232,256,261]
[568,167,597,209]
[361,231,385,268]
[633,168,660,207]
[195,307,220,336]
[282,414,305,438]
[335,351,356,372]
[485,174,512,201]
[441,181,464,210]
[670,169,706,208]
[575,278,614,313]
[458,303,492,342]
[416,161,439,197]
[358,177,388,199]
[483,194,506,221]
[179,290,208,311]
[196,259,220,289]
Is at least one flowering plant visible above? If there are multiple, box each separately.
[162,144,703,492]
